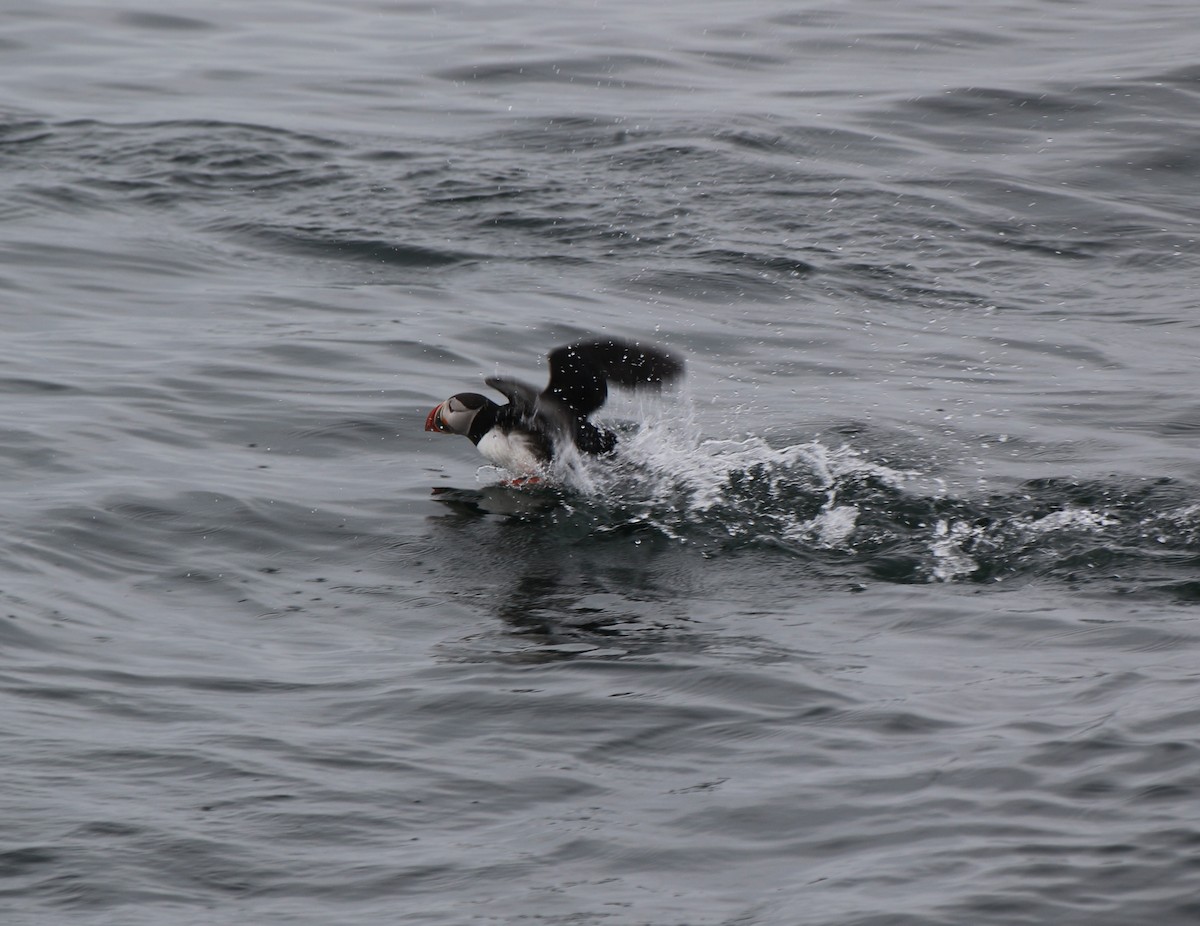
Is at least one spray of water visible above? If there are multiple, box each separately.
[462,397,1198,591]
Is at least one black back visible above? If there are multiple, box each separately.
[483,338,684,457]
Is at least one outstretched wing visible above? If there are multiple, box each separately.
[485,375,573,442]
[544,339,685,417]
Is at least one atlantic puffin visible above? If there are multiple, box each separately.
[424,338,684,476]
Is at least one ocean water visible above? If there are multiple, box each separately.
[2,1,1199,923]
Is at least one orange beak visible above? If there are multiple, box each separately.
[424,402,447,433]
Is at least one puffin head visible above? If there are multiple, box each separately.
[424,392,490,437]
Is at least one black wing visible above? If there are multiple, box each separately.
[485,375,573,443]
[484,375,540,417]
[543,339,685,417]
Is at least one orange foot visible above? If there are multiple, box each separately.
[502,475,542,488]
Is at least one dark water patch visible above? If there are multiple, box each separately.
[697,248,815,278]
[0,118,55,146]
[435,52,678,88]
[488,114,637,154]
[683,48,786,72]
[914,86,1085,121]
[624,266,801,303]
[0,377,79,396]
[1158,62,1200,87]
[1119,143,1200,178]
[115,12,216,31]
[210,222,477,267]
[9,182,111,216]
[350,147,423,163]
[992,231,1106,262]
[0,846,59,878]
[707,126,794,154]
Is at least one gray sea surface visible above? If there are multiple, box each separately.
[2,1,1199,924]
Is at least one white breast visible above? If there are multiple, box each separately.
[476,429,546,476]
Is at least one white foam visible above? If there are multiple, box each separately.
[541,396,921,554]
[928,519,982,582]
[1020,508,1120,534]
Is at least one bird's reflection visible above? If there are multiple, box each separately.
[425,483,695,658]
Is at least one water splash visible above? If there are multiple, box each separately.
[456,405,1200,597]
[533,401,923,557]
